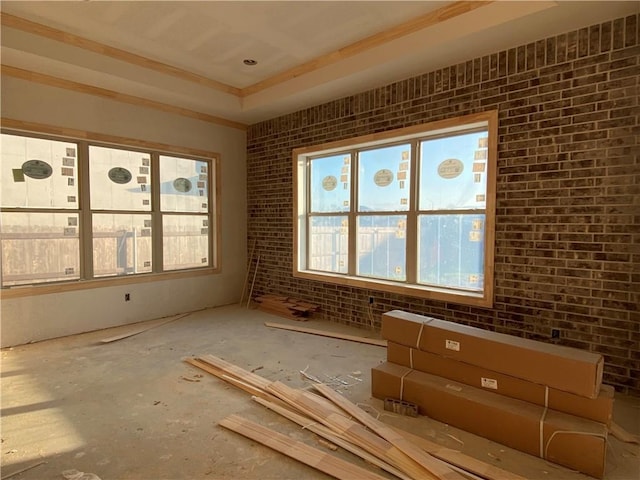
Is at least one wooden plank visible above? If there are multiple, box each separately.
[265,322,387,347]
[100,313,189,343]
[252,395,414,480]
[219,414,389,480]
[267,381,438,480]
[188,355,528,480]
[610,421,640,444]
[314,384,465,480]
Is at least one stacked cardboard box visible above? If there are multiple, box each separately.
[372,310,612,479]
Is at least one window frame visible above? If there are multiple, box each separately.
[293,111,497,307]
[0,120,221,298]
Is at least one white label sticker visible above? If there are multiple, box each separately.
[481,377,498,390]
[445,339,460,351]
[446,384,462,392]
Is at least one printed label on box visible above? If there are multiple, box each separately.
[445,339,460,351]
[445,384,462,392]
[481,377,498,389]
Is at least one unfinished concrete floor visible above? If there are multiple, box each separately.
[1,305,639,480]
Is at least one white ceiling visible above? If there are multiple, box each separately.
[1,1,638,127]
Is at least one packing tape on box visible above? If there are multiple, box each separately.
[414,319,434,349]
[399,368,413,400]
[539,386,549,457]
[409,347,414,369]
[544,430,607,460]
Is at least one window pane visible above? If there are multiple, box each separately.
[160,155,209,213]
[1,134,79,209]
[310,154,351,213]
[90,146,151,211]
[357,215,406,281]
[92,214,152,277]
[309,216,348,273]
[0,212,80,286]
[418,214,484,291]
[419,130,488,210]
[163,215,209,271]
[358,144,411,212]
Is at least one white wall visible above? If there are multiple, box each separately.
[0,77,247,346]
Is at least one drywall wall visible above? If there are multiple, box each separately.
[0,77,247,346]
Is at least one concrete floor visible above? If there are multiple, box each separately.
[1,304,638,480]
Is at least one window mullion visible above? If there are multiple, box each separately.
[151,152,163,272]
[348,150,358,276]
[78,141,93,279]
[405,140,419,284]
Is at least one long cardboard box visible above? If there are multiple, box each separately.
[382,310,604,398]
[372,362,608,478]
[387,342,614,425]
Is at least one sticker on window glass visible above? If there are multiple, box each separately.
[340,174,348,182]
[396,230,405,239]
[202,203,208,209]
[476,194,486,202]
[67,196,76,203]
[202,219,208,226]
[469,231,482,242]
[142,158,150,166]
[139,166,149,174]
[399,162,409,171]
[197,181,205,189]
[395,266,402,274]
[144,261,151,267]
[400,198,407,205]
[142,199,150,206]
[12,169,25,182]
[141,229,151,237]
[108,167,132,184]
[478,137,489,148]
[62,157,75,167]
[472,219,483,230]
[474,173,482,183]
[173,177,192,192]
[68,217,77,226]
[472,162,486,173]
[343,156,350,165]
[201,228,208,235]
[66,148,76,157]
[199,174,208,181]
[437,159,464,179]
[374,169,394,187]
[64,227,76,236]
[22,160,53,179]
[341,166,349,174]
[401,151,410,160]
[137,176,147,184]
[474,150,488,160]
[469,274,479,283]
[61,167,74,177]
[65,267,75,275]
[201,257,207,263]
[68,178,75,186]
[200,166,207,173]
[322,175,338,191]
[144,219,152,227]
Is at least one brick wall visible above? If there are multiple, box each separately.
[247,15,639,394]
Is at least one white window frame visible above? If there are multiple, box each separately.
[293,111,497,307]
[0,121,221,298]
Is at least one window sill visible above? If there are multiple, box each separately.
[0,267,220,299]
[293,269,493,308]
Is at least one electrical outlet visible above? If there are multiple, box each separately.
[551,329,560,339]
[125,293,131,302]
[369,296,374,305]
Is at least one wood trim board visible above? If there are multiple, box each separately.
[264,322,387,347]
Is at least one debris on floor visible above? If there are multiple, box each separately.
[254,295,319,320]
[186,354,524,480]
[61,469,101,480]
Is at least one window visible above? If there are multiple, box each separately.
[0,129,219,290]
[294,111,497,307]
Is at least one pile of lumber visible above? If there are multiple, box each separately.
[186,354,526,480]
[254,294,319,320]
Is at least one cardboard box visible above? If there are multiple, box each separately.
[387,342,614,425]
[372,362,608,478]
[382,310,604,398]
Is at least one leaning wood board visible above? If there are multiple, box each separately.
[264,322,387,347]
[100,313,190,343]
[219,414,389,480]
